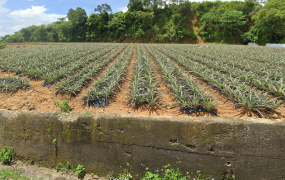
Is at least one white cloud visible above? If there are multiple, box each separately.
[8,5,64,23]
[117,6,128,13]
[0,0,9,14]
[0,5,65,36]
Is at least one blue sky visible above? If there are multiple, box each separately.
[0,0,129,36]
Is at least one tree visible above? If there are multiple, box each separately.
[20,25,37,42]
[251,0,285,43]
[94,4,112,14]
[108,12,126,41]
[221,11,246,38]
[31,25,46,42]
[67,7,87,41]
[127,0,143,12]
[67,7,87,25]
[86,13,107,41]
[56,21,72,42]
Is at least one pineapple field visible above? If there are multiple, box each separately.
[0,43,284,118]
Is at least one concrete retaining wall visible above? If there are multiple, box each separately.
[0,109,285,179]
[266,43,285,47]
[248,42,259,46]
[248,42,285,47]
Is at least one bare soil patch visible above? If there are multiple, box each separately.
[6,44,44,48]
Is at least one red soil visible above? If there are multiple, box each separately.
[6,44,44,48]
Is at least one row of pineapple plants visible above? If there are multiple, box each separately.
[0,76,29,93]
[127,45,160,110]
[84,45,134,107]
[145,45,217,115]
[56,44,127,96]
[42,44,126,84]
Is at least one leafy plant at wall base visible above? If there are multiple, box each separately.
[0,146,15,165]
[107,172,114,178]
[75,164,86,179]
[54,99,72,112]
[34,162,41,167]
[25,158,35,166]
[56,161,72,172]
[119,169,133,179]
[119,163,132,179]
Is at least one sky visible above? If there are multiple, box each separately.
[0,0,243,37]
[0,0,129,36]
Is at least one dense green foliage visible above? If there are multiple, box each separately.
[0,0,284,44]
[0,42,5,49]
[0,146,15,165]
[249,0,285,45]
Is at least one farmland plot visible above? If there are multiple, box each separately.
[0,43,284,118]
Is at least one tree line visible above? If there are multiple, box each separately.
[1,0,284,45]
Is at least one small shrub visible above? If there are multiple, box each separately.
[25,158,35,165]
[34,162,41,167]
[0,146,15,165]
[54,99,72,112]
[107,172,114,178]
[75,164,86,179]
[0,43,6,49]
[119,163,132,179]
[56,161,72,172]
